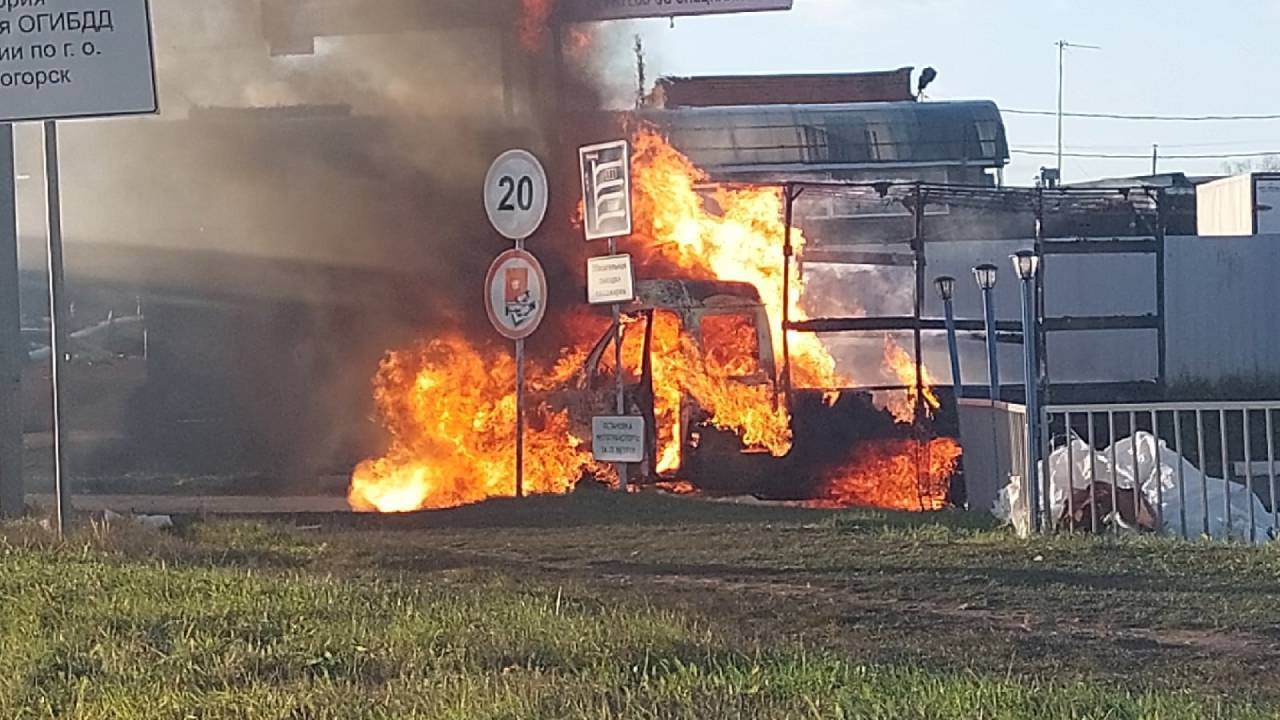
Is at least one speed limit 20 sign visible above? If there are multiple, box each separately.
[484,149,549,241]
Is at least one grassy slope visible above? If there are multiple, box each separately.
[1,493,1278,719]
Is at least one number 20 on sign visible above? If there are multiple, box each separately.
[484,149,549,242]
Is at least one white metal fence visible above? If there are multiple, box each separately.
[1041,402,1280,544]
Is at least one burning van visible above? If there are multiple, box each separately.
[558,278,790,490]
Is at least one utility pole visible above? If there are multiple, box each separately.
[1152,144,1159,176]
[1056,40,1100,182]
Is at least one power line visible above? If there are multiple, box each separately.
[1016,139,1280,151]
[1012,148,1280,160]
[1006,108,1280,122]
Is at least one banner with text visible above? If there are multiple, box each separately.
[0,0,156,122]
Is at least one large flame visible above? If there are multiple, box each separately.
[628,128,841,392]
[808,437,962,512]
[348,126,958,513]
[348,335,598,513]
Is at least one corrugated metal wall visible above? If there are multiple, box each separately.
[1166,234,1280,382]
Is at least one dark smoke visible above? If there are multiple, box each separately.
[20,0,616,485]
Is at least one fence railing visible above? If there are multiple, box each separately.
[1042,402,1280,543]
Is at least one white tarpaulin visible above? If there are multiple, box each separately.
[996,432,1275,544]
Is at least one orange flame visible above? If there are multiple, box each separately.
[517,0,555,52]
[349,127,958,513]
[348,336,599,513]
[628,127,844,393]
[808,437,962,511]
[883,336,942,424]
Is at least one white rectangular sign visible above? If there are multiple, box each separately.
[0,0,157,123]
[563,0,794,21]
[579,140,632,241]
[587,253,635,305]
[592,416,645,463]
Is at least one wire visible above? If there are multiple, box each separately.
[1005,108,1280,122]
[1012,148,1280,160]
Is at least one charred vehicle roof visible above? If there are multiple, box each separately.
[630,279,764,311]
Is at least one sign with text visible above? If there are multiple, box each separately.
[587,253,635,305]
[579,140,632,241]
[0,0,157,122]
[562,0,793,21]
[592,416,645,463]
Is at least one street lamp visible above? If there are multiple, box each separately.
[972,264,1000,402]
[934,276,963,402]
[1011,250,1042,533]
[1012,251,1041,281]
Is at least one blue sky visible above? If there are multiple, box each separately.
[613,0,1280,185]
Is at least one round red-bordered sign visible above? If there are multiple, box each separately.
[484,248,549,340]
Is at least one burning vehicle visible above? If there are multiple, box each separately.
[561,278,780,488]
[347,128,962,514]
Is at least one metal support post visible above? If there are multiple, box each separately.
[610,237,628,492]
[44,121,71,535]
[942,296,962,402]
[781,185,796,413]
[1018,268,1041,533]
[0,123,21,518]
[514,237,526,499]
[515,337,525,498]
[980,285,1000,401]
[911,185,927,510]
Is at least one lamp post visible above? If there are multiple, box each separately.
[934,276,962,403]
[973,264,1000,402]
[1012,250,1042,533]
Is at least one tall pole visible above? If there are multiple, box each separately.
[980,285,1000,402]
[781,185,795,412]
[942,296,962,402]
[1056,40,1100,184]
[515,337,525,498]
[911,185,927,511]
[1056,40,1065,180]
[44,121,71,535]
[911,185,926,426]
[0,123,22,518]
[610,236,627,492]
[514,239,525,499]
[1019,272,1041,534]
[1152,144,1159,176]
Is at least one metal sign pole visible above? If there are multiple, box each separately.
[0,123,22,518]
[515,335,525,499]
[44,120,71,536]
[610,237,628,492]
[514,237,526,499]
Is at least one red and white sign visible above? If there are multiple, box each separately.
[485,249,548,340]
[561,0,793,21]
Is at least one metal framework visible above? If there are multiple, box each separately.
[776,179,1169,398]
[771,179,1171,508]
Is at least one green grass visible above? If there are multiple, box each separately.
[1,495,1278,718]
